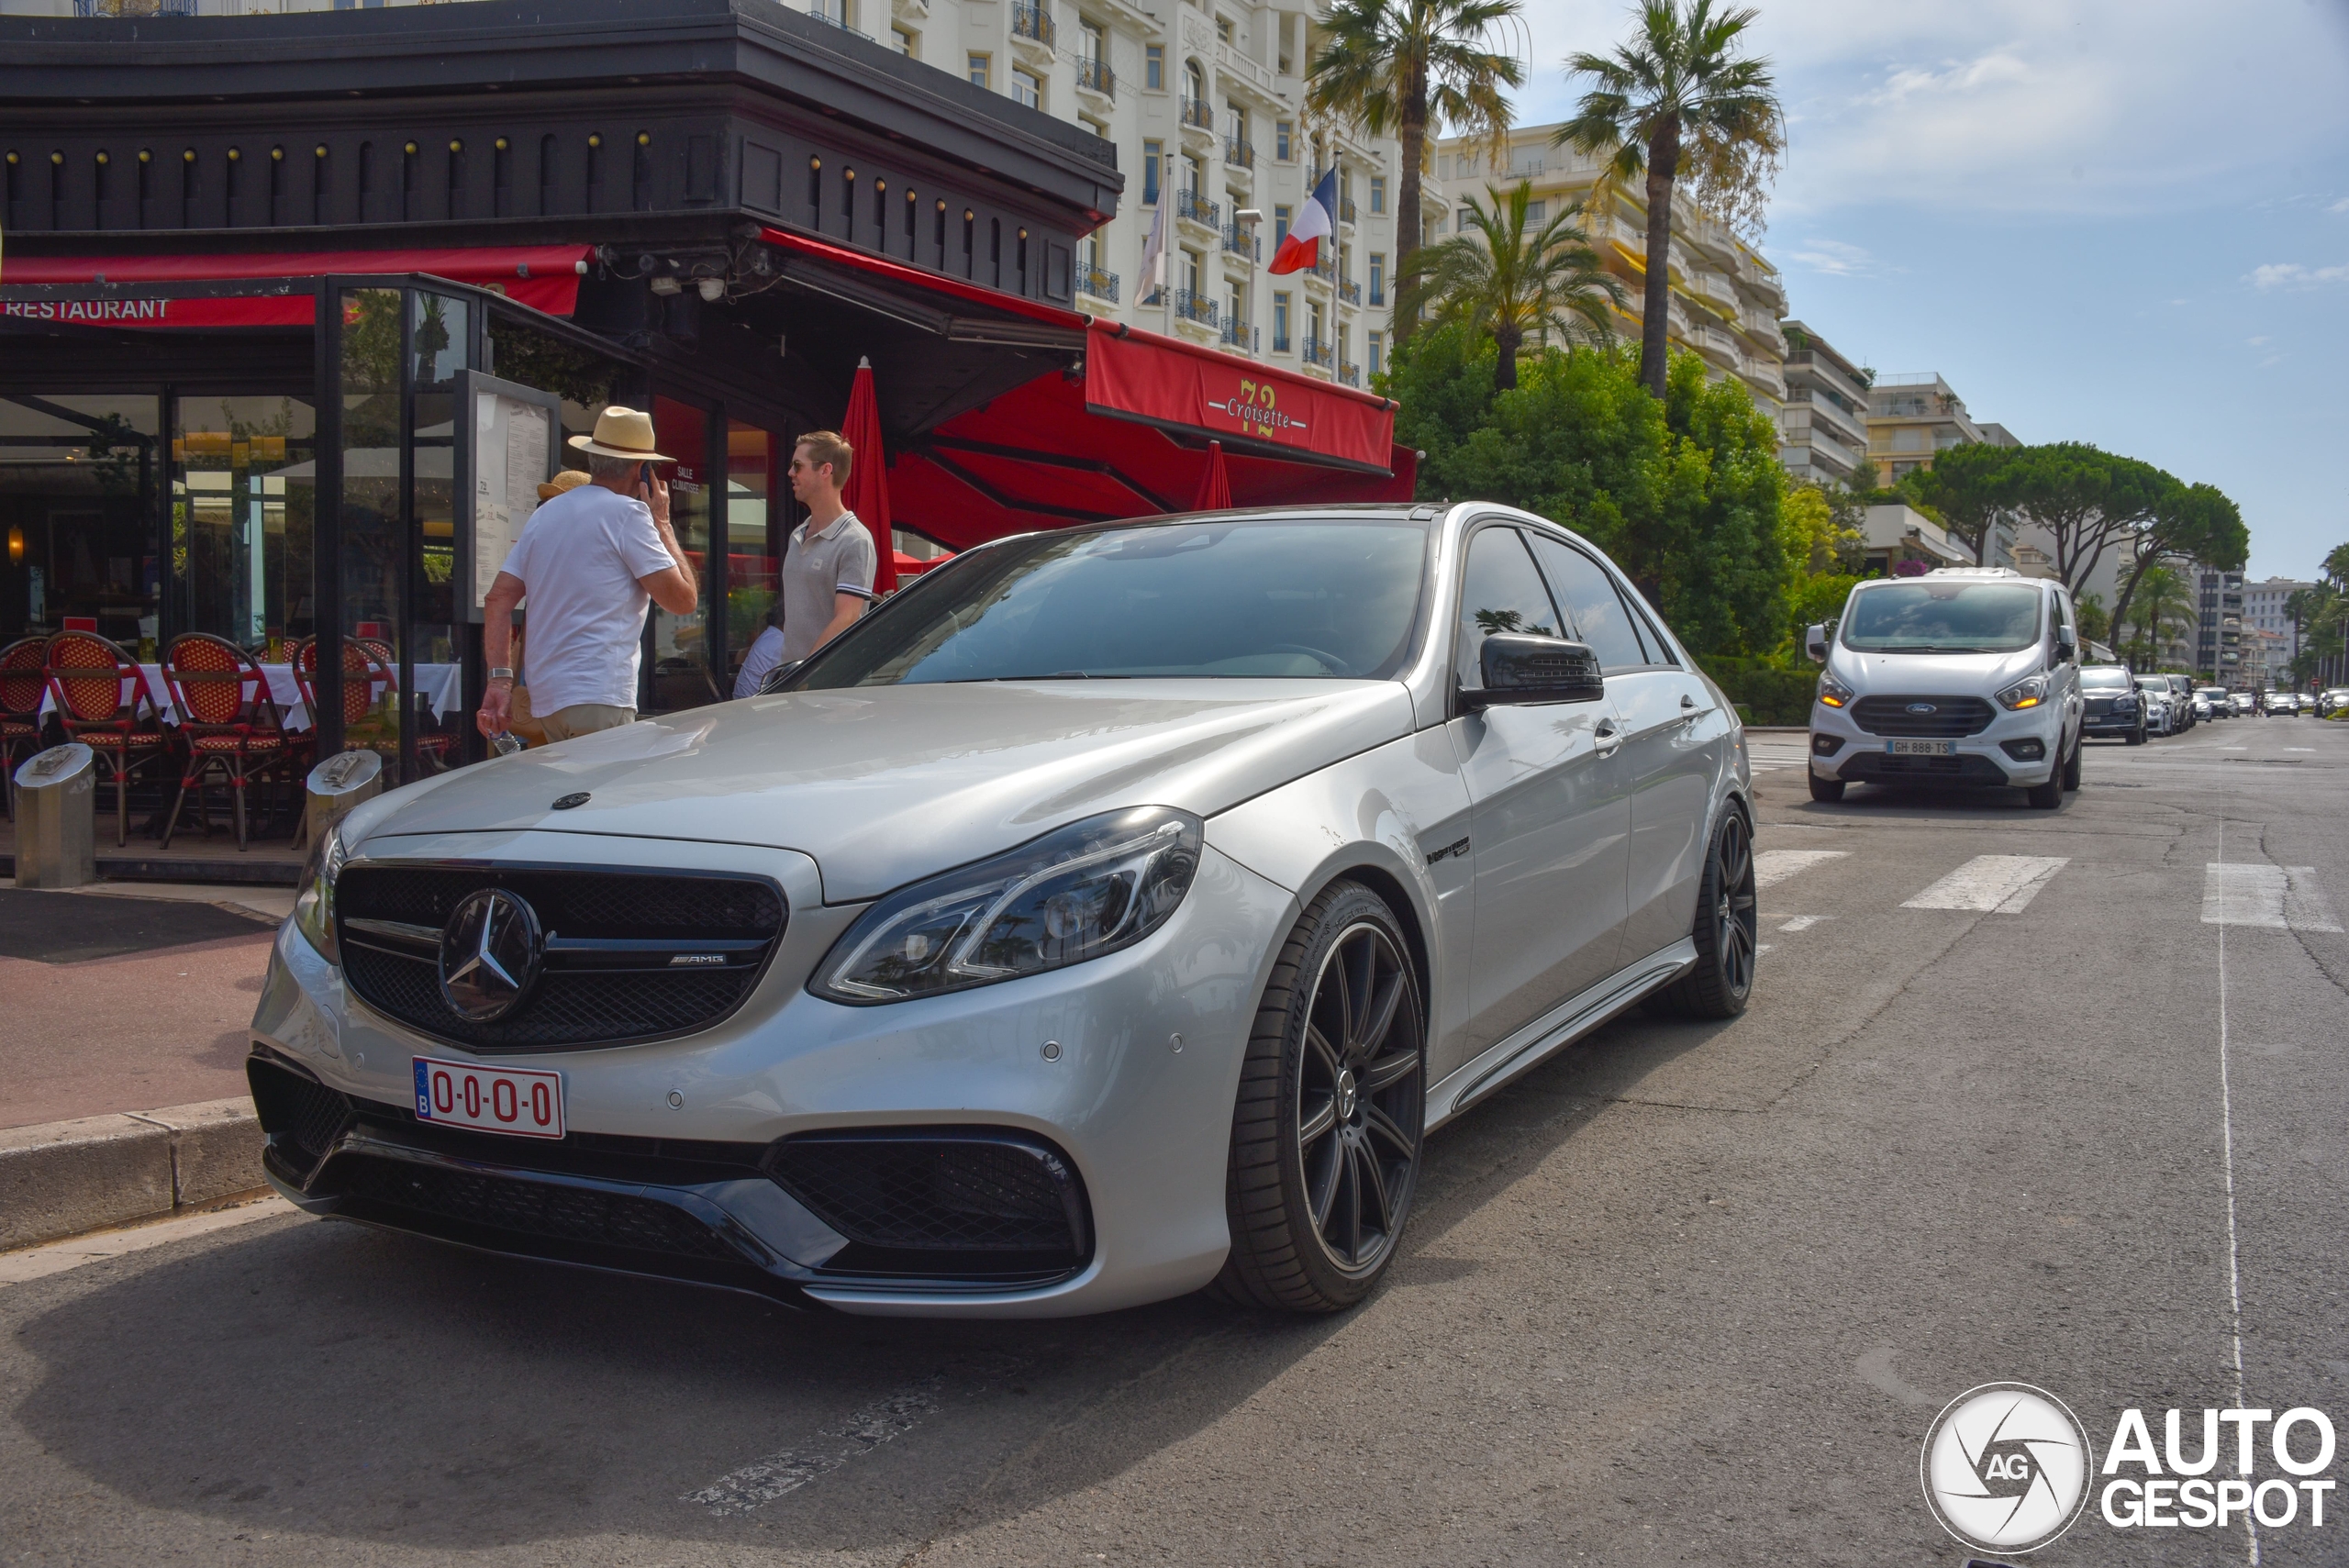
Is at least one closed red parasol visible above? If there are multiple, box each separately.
[1191,439,1232,511]
[841,356,897,595]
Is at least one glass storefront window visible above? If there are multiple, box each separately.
[340,286,406,766]
[407,292,467,771]
[0,395,161,654]
[649,395,716,711]
[726,419,779,694]
[170,396,315,659]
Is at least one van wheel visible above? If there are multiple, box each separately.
[1652,807,1757,1019]
[1808,773,1845,803]
[1214,881,1424,1313]
[2026,770,2064,809]
[2062,737,2082,791]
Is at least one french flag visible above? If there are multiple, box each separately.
[1268,168,1338,275]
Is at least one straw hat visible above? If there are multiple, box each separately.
[566,406,674,463]
[537,470,592,503]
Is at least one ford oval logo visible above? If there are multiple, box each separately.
[439,887,544,1022]
[1906,702,1938,715]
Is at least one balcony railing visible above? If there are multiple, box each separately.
[1311,255,1336,284]
[1010,3,1055,47]
[1302,339,1334,369]
[1340,361,1361,386]
[1225,138,1254,170]
[1338,278,1361,306]
[1074,55,1114,97]
[806,5,873,38]
[1180,97,1214,130]
[1272,331,1292,353]
[1220,225,1259,261]
[1341,196,1357,224]
[73,0,196,12]
[1173,288,1219,327]
[1221,318,1258,353]
[1175,188,1220,228]
[1075,264,1119,303]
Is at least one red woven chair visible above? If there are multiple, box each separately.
[158,633,296,851]
[42,629,170,847]
[1,635,50,820]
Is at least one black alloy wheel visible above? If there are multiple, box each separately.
[1808,773,1846,803]
[1217,881,1425,1312]
[2062,733,2083,790]
[1653,806,1757,1018]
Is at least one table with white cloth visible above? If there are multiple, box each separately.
[38,662,464,732]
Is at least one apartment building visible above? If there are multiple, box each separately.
[1778,321,1868,486]
[1430,126,1788,418]
[1865,373,2019,484]
[882,0,1416,384]
[2243,576,2316,669]
[2197,569,2245,683]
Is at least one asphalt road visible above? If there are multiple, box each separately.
[5,716,2344,1567]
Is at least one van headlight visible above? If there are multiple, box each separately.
[1997,674,2051,711]
[1817,673,1854,708]
[292,823,347,965]
[811,806,1204,1005]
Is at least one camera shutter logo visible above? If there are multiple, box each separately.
[1920,1382,2095,1553]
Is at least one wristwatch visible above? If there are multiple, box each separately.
[487,667,516,681]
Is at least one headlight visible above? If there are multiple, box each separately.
[1817,673,1854,708]
[811,806,1203,1005]
[2114,696,2137,713]
[1997,674,2051,711]
[291,822,347,965]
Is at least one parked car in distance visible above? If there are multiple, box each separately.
[250,504,1759,1318]
[2320,689,2349,717]
[2232,691,2258,717]
[2079,666,2146,745]
[2190,694,2212,722]
[2264,690,2299,716]
[2135,676,2177,736]
[2295,692,2315,714]
[2165,674,2198,729]
[2197,686,2232,719]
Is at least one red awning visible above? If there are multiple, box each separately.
[0,245,595,326]
[892,365,1415,550]
[1083,322,1396,472]
[758,226,1086,331]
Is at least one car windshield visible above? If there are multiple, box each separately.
[2081,668,2132,689]
[2137,678,2168,692]
[794,517,1431,687]
[1838,582,2043,652]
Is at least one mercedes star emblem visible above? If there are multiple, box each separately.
[551,792,591,810]
[438,887,544,1022]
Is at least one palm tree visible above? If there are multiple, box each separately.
[1556,0,1781,398]
[1308,0,1524,339]
[2124,565,2194,672]
[1402,181,1622,388]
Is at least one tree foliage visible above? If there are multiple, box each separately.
[1387,323,1787,657]
[2108,481,2247,640]
[1400,181,1622,389]
[1904,441,2012,567]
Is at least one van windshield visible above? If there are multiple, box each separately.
[1839,582,2043,653]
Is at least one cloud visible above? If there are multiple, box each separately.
[2247,335,2272,346]
[1785,238,1883,276]
[1856,50,2032,108]
[2332,197,2349,215]
[2248,263,2349,290]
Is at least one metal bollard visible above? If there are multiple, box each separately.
[13,743,97,889]
[302,748,384,852]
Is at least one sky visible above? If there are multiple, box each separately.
[1498,0,2349,581]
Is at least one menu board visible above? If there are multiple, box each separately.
[455,372,564,621]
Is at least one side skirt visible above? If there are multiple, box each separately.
[1423,937,1699,1129]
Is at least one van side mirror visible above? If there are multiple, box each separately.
[1805,624,1829,663]
[2054,630,2076,662]
[1465,633,1607,710]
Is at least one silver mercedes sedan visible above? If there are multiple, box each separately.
[250,504,1757,1317]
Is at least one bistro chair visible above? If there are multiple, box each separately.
[42,629,171,847]
[158,634,296,851]
[0,635,51,821]
[289,639,399,849]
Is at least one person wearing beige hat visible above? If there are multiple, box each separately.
[475,406,698,744]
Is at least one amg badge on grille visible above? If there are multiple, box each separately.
[438,888,544,1021]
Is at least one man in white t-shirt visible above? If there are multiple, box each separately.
[475,406,698,743]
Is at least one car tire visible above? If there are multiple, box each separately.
[2026,767,2064,809]
[1651,806,1757,1020]
[2062,735,2083,791]
[1808,773,1845,803]
[1214,880,1425,1314]
[2126,722,2144,746]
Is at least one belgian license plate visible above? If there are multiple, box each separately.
[1887,739,1956,756]
[413,1057,565,1140]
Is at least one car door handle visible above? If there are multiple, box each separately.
[1594,721,1622,757]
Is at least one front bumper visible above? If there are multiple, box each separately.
[250,829,1298,1318]
[1808,696,2062,788]
[2080,709,2142,738]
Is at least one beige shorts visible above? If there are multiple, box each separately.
[537,703,639,741]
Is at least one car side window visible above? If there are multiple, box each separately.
[1455,527,1562,686]
[1525,534,1651,673]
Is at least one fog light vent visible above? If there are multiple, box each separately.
[1810,731,1843,756]
[2001,738,2046,762]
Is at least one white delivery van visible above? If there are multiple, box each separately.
[1804,567,2084,809]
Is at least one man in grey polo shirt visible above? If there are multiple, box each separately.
[732,428,878,696]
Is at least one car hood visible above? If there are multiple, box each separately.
[1829,645,2045,696]
[343,680,1414,901]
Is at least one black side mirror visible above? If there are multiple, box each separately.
[1465,633,1607,710]
[1805,623,1829,663]
[754,660,804,696]
[2054,631,2076,662]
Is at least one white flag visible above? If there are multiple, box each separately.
[1139,200,1167,301]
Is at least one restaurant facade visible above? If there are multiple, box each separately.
[0,0,1408,784]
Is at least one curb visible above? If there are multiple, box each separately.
[0,1098,264,1252]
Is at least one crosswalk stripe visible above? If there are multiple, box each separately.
[1901,855,2070,914]
[2202,864,2343,931]
[1753,850,1848,889]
